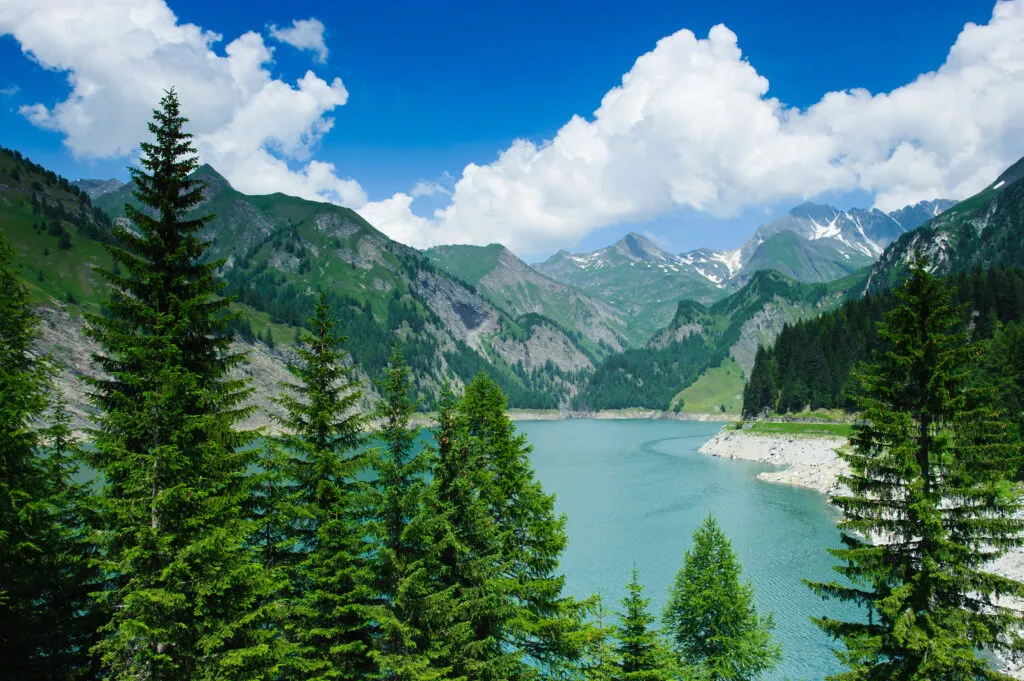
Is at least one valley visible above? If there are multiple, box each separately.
[5,143,1002,425]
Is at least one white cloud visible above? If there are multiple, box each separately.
[361,0,1024,254]
[0,85,18,96]
[0,0,364,206]
[268,18,328,64]
[410,180,451,198]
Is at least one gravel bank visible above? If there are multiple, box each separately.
[698,428,849,495]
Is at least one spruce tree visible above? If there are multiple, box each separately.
[0,236,104,680]
[614,569,674,681]
[422,383,511,681]
[806,256,1024,680]
[662,514,781,681]
[272,291,371,680]
[86,89,277,681]
[365,346,440,680]
[458,373,589,677]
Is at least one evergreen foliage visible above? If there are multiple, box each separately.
[662,514,781,681]
[578,593,622,681]
[365,345,440,680]
[459,374,589,677]
[84,90,277,681]
[614,569,675,681]
[0,236,100,679]
[743,266,1024,416]
[421,383,510,680]
[806,257,1024,680]
[270,291,372,680]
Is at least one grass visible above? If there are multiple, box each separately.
[671,357,744,414]
[736,421,853,438]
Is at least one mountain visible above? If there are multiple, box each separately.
[573,268,868,411]
[867,156,1024,291]
[424,243,633,354]
[730,199,955,286]
[533,232,732,337]
[3,149,600,417]
[532,200,953,333]
[74,178,124,199]
[744,155,1024,417]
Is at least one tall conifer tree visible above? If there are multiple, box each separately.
[662,514,781,681]
[272,291,371,680]
[807,256,1024,680]
[455,374,588,678]
[0,236,99,679]
[86,90,276,681]
[366,346,441,680]
[422,383,510,681]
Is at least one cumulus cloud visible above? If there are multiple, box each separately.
[269,18,328,64]
[361,0,1024,254]
[0,1,364,206]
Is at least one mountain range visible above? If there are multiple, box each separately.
[2,140,1021,419]
[530,199,953,327]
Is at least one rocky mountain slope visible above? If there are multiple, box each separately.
[425,243,634,353]
[867,156,1024,291]
[3,149,598,416]
[533,232,735,336]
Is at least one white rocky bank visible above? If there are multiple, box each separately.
[699,426,1024,678]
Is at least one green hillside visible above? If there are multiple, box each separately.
[574,269,867,410]
[4,150,595,409]
[426,242,635,355]
[743,231,873,283]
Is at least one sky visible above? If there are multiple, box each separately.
[1,0,1021,261]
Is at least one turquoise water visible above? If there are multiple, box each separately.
[518,419,861,681]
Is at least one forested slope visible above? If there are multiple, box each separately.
[1,146,594,410]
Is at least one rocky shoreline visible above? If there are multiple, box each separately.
[699,425,1024,678]
[698,428,849,495]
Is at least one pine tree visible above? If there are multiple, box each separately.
[458,373,589,678]
[0,235,56,677]
[422,383,511,681]
[614,569,674,681]
[35,396,105,680]
[85,89,277,681]
[365,346,440,680]
[806,256,1024,680]
[662,514,781,681]
[0,236,103,679]
[272,291,371,680]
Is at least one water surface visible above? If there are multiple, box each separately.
[519,419,860,681]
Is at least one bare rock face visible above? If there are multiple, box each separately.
[647,322,704,350]
[32,304,377,434]
[414,270,499,352]
[491,324,593,375]
[314,211,360,239]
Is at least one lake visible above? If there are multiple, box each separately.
[519,418,860,681]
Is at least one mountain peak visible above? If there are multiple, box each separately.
[74,177,124,199]
[788,201,840,222]
[191,163,230,187]
[614,232,666,261]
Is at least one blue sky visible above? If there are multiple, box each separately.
[1,0,1020,259]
